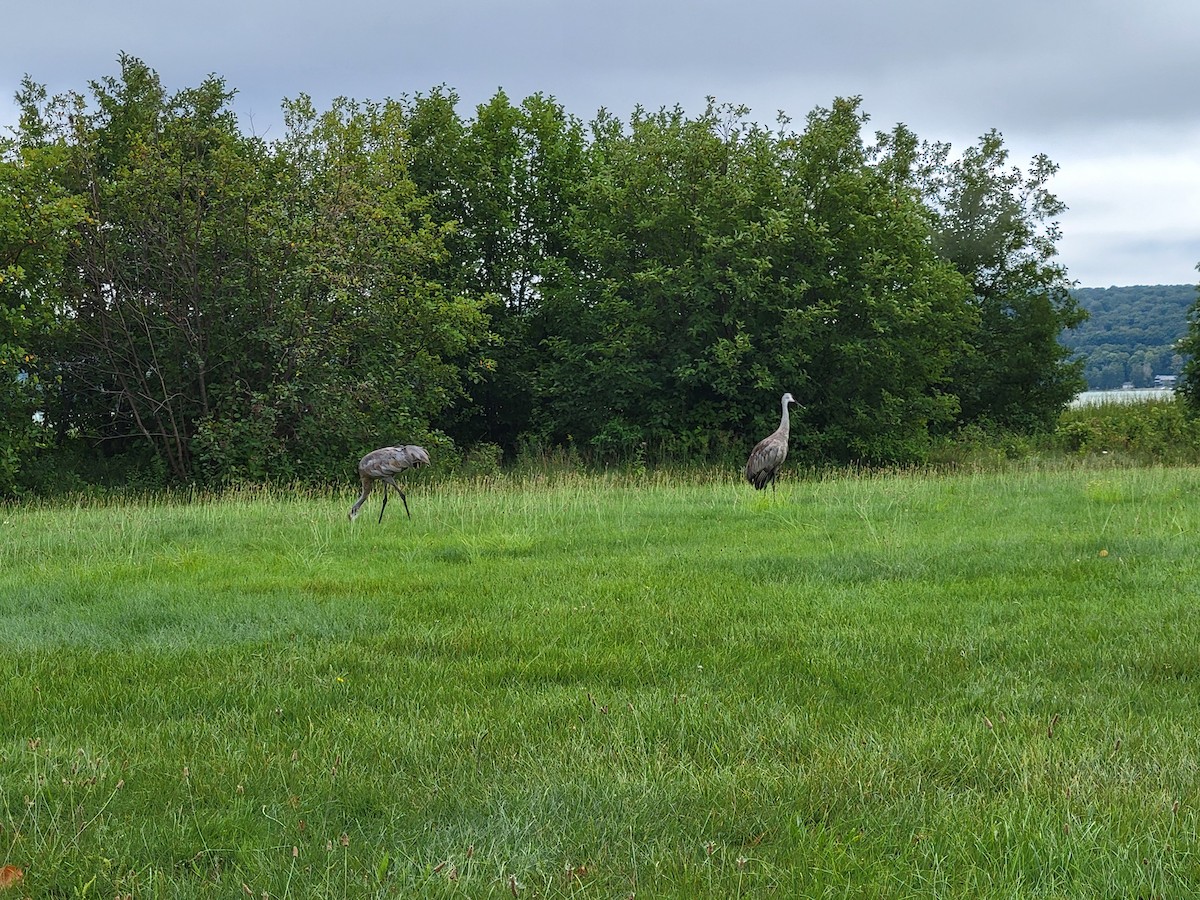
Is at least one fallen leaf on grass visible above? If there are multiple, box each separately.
[0,866,24,889]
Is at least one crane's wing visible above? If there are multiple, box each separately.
[746,436,786,487]
[359,445,430,479]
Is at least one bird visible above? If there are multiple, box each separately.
[745,393,798,492]
[348,445,431,522]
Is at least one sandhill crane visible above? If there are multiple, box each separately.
[348,445,431,522]
[746,393,798,491]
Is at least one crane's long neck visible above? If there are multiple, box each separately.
[778,398,791,438]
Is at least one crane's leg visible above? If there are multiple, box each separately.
[349,479,373,521]
[378,484,389,523]
[381,476,412,519]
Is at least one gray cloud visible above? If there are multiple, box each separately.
[4,0,1199,286]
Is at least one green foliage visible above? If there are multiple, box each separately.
[191,392,293,485]
[1055,397,1200,463]
[1171,268,1200,410]
[914,130,1085,431]
[1065,284,1193,389]
[405,89,586,452]
[9,58,492,488]
[214,93,494,485]
[0,120,85,495]
[790,106,971,463]
[533,98,971,464]
[3,57,1106,489]
[18,56,279,481]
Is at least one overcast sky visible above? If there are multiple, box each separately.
[3,0,1198,288]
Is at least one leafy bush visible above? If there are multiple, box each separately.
[192,397,294,487]
[455,442,504,478]
[1053,398,1200,463]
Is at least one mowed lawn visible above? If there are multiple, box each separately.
[2,466,1200,897]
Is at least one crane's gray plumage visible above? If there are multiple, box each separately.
[746,393,798,491]
[349,445,430,522]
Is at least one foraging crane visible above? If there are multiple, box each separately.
[348,445,431,522]
[745,393,798,491]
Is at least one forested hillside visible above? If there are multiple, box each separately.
[1,56,1087,493]
[1065,285,1195,389]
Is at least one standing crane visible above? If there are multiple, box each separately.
[745,393,798,491]
[348,445,431,522]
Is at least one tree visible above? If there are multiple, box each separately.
[913,130,1085,431]
[5,58,1102,485]
[771,102,971,462]
[534,100,797,458]
[201,94,495,483]
[0,108,84,494]
[534,97,972,463]
[1171,268,1200,409]
[21,56,274,481]
[14,57,493,486]
[402,89,586,454]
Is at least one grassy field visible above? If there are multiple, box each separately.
[2,465,1200,897]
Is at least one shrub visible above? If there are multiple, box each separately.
[1053,397,1200,463]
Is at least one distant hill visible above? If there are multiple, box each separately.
[1063,285,1196,389]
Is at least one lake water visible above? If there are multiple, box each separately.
[1070,388,1175,409]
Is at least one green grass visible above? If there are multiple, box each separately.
[3,467,1200,897]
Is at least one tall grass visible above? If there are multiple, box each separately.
[2,467,1200,896]
[1056,396,1200,463]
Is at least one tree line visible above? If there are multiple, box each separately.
[1064,285,1192,390]
[1,55,1087,494]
